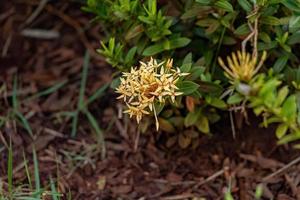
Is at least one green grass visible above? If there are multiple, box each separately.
[0,141,64,200]
[67,51,109,159]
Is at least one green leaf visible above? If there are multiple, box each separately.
[189,66,205,80]
[227,93,243,104]
[180,53,193,73]
[260,16,281,26]
[237,0,252,13]
[198,81,223,93]
[184,110,201,127]
[215,0,234,12]
[169,37,191,49]
[207,97,227,109]
[255,184,264,199]
[222,36,237,45]
[278,131,300,144]
[158,118,176,133]
[125,46,137,64]
[142,43,164,56]
[275,86,289,107]
[276,123,289,139]
[125,24,144,41]
[110,77,121,89]
[253,105,265,115]
[195,0,211,5]
[288,32,300,45]
[289,16,300,33]
[281,95,297,121]
[234,24,251,36]
[282,0,300,13]
[259,32,272,43]
[177,81,199,95]
[273,55,288,73]
[196,115,210,134]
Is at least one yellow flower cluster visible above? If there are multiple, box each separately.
[116,58,188,130]
[218,50,267,82]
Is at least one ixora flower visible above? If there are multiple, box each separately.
[116,57,188,130]
[218,50,267,82]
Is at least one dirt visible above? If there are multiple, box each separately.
[1,1,300,200]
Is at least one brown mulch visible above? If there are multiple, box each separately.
[1,1,300,200]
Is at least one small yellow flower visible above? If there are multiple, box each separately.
[218,50,267,82]
[116,57,187,130]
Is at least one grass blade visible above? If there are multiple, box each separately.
[26,81,67,101]
[32,147,40,199]
[12,75,18,111]
[86,83,109,105]
[71,111,79,137]
[23,150,32,189]
[50,177,60,200]
[78,51,90,110]
[15,111,33,138]
[84,109,106,159]
[8,139,13,200]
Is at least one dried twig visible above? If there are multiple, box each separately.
[263,156,300,181]
[24,0,48,25]
[21,29,60,39]
[193,168,226,189]
[161,194,195,200]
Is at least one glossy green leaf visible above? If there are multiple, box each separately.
[142,43,164,56]
[207,96,227,109]
[273,55,288,73]
[169,37,191,49]
[158,118,176,133]
[177,81,200,95]
[260,16,281,25]
[275,86,289,107]
[227,93,243,104]
[180,53,193,73]
[276,123,288,139]
[215,0,234,12]
[125,46,137,64]
[237,0,252,12]
[195,0,211,5]
[234,24,251,36]
[281,95,297,121]
[196,115,210,134]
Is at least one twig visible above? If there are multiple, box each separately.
[229,110,236,139]
[24,0,48,25]
[262,156,300,181]
[1,34,12,57]
[21,29,60,39]
[153,167,226,190]
[161,194,195,200]
[193,167,226,189]
[134,128,140,152]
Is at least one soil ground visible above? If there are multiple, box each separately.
[1,1,300,200]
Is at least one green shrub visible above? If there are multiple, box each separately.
[84,0,300,148]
